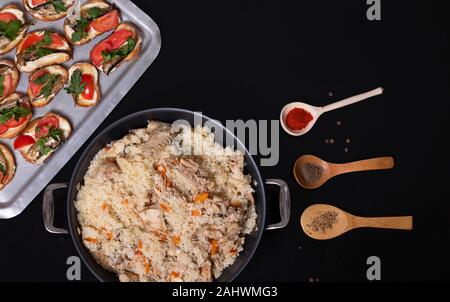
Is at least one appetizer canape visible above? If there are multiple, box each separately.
[14,112,71,165]
[0,5,29,55]
[66,62,100,107]
[0,93,32,139]
[27,65,68,107]
[23,0,76,22]
[15,31,72,73]
[90,23,141,75]
[0,143,15,191]
[65,0,120,46]
[0,60,20,102]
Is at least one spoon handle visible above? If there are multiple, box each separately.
[335,157,394,174]
[321,87,383,113]
[352,216,413,230]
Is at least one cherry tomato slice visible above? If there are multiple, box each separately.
[5,116,28,128]
[106,29,133,49]
[0,124,8,136]
[35,116,60,138]
[48,33,65,48]
[90,10,119,33]
[1,74,12,98]
[0,12,18,22]
[29,70,49,97]
[90,41,112,67]
[20,33,42,51]
[81,74,95,100]
[31,0,50,7]
[21,32,65,52]
[14,135,36,149]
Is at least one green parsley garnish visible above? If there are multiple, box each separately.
[0,163,5,174]
[49,0,68,13]
[48,127,63,141]
[64,70,86,97]
[71,17,89,42]
[35,127,63,156]
[36,137,53,156]
[25,31,54,58]
[102,38,136,62]
[87,7,103,19]
[0,19,23,41]
[0,103,31,124]
[33,73,61,99]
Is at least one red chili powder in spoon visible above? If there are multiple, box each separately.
[286,108,313,130]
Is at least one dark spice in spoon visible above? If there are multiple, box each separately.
[307,211,338,233]
[300,163,324,184]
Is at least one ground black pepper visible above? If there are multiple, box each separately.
[300,163,324,184]
[307,211,338,233]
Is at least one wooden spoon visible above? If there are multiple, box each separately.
[301,204,413,240]
[293,155,394,189]
[280,87,383,136]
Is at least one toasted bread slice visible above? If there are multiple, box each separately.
[0,143,15,191]
[64,0,120,46]
[17,112,72,165]
[0,93,32,139]
[91,23,142,75]
[0,5,30,55]
[23,0,76,22]
[0,60,20,102]
[15,31,73,73]
[27,65,68,107]
[67,62,101,107]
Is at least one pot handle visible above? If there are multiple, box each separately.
[265,179,291,230]
[43,183,69,235]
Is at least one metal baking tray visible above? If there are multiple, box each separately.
[0,0,161,218]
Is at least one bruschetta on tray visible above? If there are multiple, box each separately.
[0,60,20,102]
[66,62,100,107]
[15,31,72,73]
[0,4,30,55]
[23,0,76,22]
[27,65,68,107]
[0,143,15,191]
[0,93,32,139]
[65,0,120,46]
[14,112,72,165]
[90,23,141,75]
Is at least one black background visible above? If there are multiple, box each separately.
[1,0,450,282]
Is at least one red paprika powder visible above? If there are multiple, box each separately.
[285,108,313,131]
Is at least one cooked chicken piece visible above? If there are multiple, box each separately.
[180,158,199,171]
[142,122,174,156]
[200,262,212,282]
[118,272,140,282]
[226,223,241,238]
[139,208,166,231]
[228,154,244,173]
[167,161,215,195]
[96,160,120,180]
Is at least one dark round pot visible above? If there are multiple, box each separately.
[43,108,290,282]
